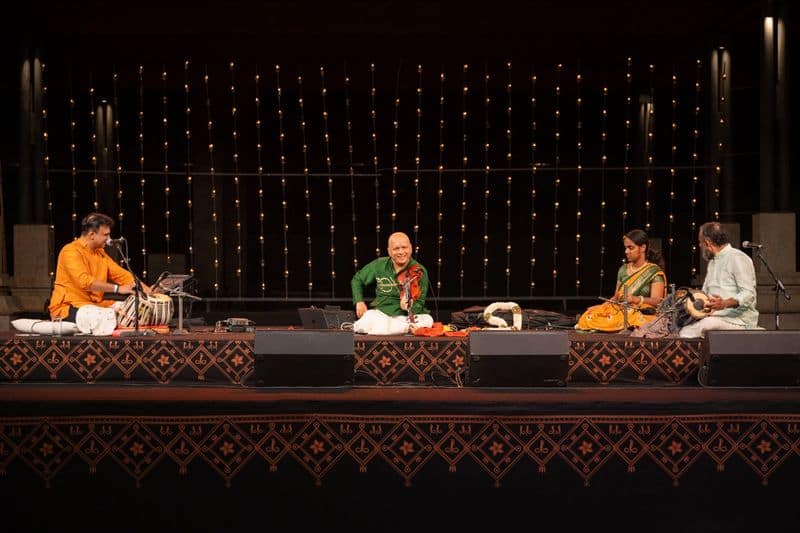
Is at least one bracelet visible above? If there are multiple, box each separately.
[639,296,644,305]
[113,284,119,294]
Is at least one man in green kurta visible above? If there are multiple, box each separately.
[680,222,760,337]
[351,232,433,335]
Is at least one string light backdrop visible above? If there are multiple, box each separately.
[40,58,718,300]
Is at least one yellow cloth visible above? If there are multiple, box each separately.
[49,239,134,319]
[576,262,666,333]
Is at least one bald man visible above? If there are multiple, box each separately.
[351,232,434,335]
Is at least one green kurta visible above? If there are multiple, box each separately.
[351,257,430,317]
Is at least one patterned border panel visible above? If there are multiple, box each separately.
[0,333,703,385]
[1,413,797,487]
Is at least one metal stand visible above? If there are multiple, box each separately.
[112,240,145,335]
[753,248,791,330]
[168,290,202,335]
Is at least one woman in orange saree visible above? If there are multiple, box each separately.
[576,229,666,332]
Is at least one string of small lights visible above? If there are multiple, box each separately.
[112,71,124,233]
[319,66,336,296]
[254,67,267,296]
[482,65,491,297]
[89,78,98,211]
[690,60,702,278]
[183,60,195,277]
[574,67,582,295]
[137,66,148,279]
[296,72,313,297]
[414,64,422,256]
[436,69,445,292]
[645,64,655,233]
[668,71,678,281]
[599,84,609,290]
[203,66,220,295]
[69,88,78,237]
[275,65,289,297]
[161,66,172,267]
[714,56,725,221]
[529,70,538,296]
[343,66,359,272]
[552,64,562,295]
[622,57,632,234]
[369,64,381,257]
[41,62,54,280]
[391,67,400,232]
[505,61,513,296]
[459,64,469,297]
[229,61,243,296]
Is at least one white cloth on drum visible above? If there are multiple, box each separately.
[679,316,757,338]
[75,305,118,336]
[353,309,433,335]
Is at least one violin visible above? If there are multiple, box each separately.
[397,264,424,321]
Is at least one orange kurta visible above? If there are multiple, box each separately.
[49,240,134,319]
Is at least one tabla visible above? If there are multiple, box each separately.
[117,293,174,327]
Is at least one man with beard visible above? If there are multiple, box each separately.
[679,221,759,337]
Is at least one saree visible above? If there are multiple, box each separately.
[576,262,666,332]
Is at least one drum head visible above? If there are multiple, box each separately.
[685,290,711,319]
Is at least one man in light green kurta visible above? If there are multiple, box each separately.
[680,222,759,337]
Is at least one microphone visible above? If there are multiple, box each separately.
[107,237,127,246]
[741,241,763,249]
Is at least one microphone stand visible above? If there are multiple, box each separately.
[112,240,147,336]
[752,248,791,330]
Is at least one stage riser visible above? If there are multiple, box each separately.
[0,333,704,386]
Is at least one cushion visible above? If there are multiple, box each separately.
[11,318,80,335]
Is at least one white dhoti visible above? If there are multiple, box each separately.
[679,316,754,338]
[353,309,433,335]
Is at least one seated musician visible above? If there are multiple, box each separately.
[576,229,666,332]
[49,212,151,322]
[351,231,434,335]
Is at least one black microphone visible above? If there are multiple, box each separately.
[107,237,126,246]
[741,241,763,249]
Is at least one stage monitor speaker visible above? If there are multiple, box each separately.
[699,330,800,387]
[469,330,569,387]
[253,330,354,387]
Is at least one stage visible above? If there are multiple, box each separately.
[2,329,800,532]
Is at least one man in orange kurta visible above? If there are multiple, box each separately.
[49,212,145,321]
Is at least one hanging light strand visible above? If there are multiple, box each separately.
[161,66,172,267]
[505,61,513,296]
[89,78,98,211]
[414,64,422,256]
[482,65,491,297]
[690,59,702,278]
[575,67,583,295]
[229,61,243,296]
[436,69,445,292]
[69,87,78,237]
[112,71,124,232]
[529,71,538,296]
[552,63,562,295]
[254,67,267,296]
[184,60,195,277]
[343,66,359,272]
[369,63,381,257]
[41,62,54,280]
[391,67,400,232]
[622,57,632,233]
[459,64,469,297]
[137,66,148,280]
[319,66,336,297]
[297,73,313,297]
[203,66,220,295]
[714,57,725,221]
[668,71,678,281]
[599,84,609,291]
[275,65,289,297]
[645,64,655,232]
